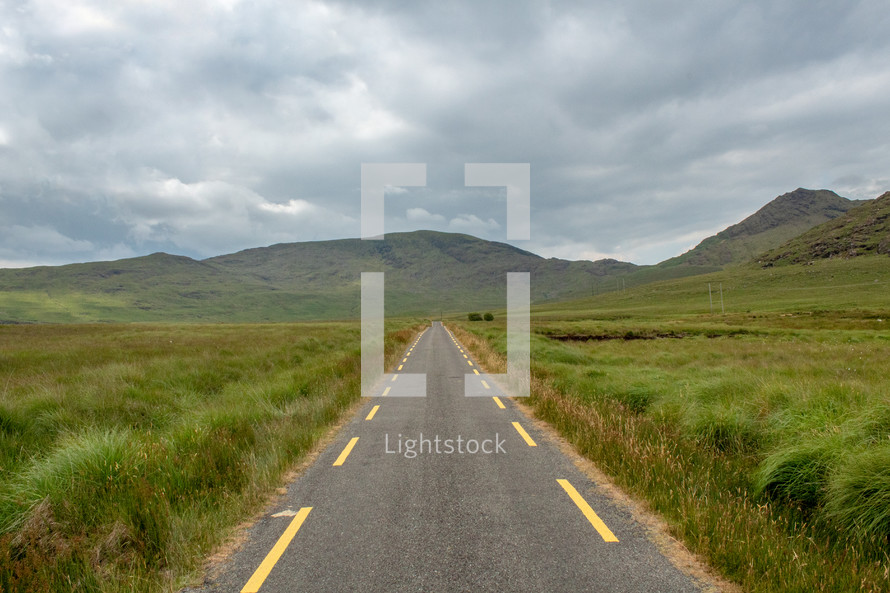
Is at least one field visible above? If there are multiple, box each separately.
[0,321,419,592]
[454,255,890,592]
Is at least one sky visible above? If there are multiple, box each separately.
[1,0,889,268]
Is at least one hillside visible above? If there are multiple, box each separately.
[0,231,637,323]
[658,188,864,270]
[759,191,890,265]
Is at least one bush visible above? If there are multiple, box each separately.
[483,312,494,321]
[467,312,483,321]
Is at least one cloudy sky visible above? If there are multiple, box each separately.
[1,0,889,268]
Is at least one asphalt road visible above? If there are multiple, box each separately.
[189,322,707,593]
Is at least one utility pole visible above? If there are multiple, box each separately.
[708,283,713,314]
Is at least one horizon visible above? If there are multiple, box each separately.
[2,2,889,268]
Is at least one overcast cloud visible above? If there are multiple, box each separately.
[1,0,889,267]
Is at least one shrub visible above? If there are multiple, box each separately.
[483,312,494,321]
[467,312,483,321]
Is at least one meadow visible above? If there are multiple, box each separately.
[454,256,890,592]
[0,321,419,592]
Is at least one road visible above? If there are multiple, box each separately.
[190,322,708,592]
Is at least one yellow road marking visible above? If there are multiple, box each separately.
[512,422,537,446]
[402,358,407,363]
[557,479,619,542]
[398,365,403,371]
[241,507,312,593]
[365,405,380,420]
[473,369,480,375]
[391,374,398,382]
[467,361,474,367]
[481,380,490,389]
[406,352,411,356]
[382,387,391,397]
[333,437,359,466]
[463,354,468,358]
[493,396,505,409]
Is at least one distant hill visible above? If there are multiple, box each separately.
[759,191,890,265]
[0,231,637,323]
[658,189,864,270]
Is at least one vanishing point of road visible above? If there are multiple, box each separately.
[188,322,710,592]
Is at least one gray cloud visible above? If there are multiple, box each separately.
[1,0,889,267]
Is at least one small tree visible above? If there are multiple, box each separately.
[467,312,483,321]
[483,312,494,321]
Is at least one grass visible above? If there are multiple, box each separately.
[0,321,421,592]
[452,254,890,592]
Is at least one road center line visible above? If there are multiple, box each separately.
[467,361,474,366]
[240,507,312,593]
[493,396,505,409]
[556,479,619,542]
[365,405,380,420]
[333,437,359,466]
[511,422,537,446]
[481,380,491,389]
[382,387,391,397]
[473,369,480,375]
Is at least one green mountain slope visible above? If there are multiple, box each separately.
[0,231,637,322]
[759,191,890,265]
[658,188,864,270]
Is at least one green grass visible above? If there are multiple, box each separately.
[0,321,421,592]
[452,254,890,592]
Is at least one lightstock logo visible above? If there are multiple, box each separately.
[360,163,530,399]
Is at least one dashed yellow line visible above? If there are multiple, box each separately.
[473,369,480,375]
[365,405,380,420]
[333,437,359,466]
[402,358,407,363]
[382,387,391,397]
[391,374,398,382]
[557,479,619,542]
[398,365,403,371]
[467,361,474,367]
[512,422,537,446]
[481,380,490,389]
[240,507,312,593]
[463,354,468,359]
[493,396,505,409]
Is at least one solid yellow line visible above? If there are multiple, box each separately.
[557,479,619,542]
[333,437,359,466]
[473,369,480,375]
[382,387,391,397]
[512,422,537,446]
[467,361,474,367]
[493,396,505,409]
[481,380,490,389]
[365,405,380,420]
[240,507,312,592]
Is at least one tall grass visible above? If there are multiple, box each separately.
[453,314,890,592]
[0,321,421,592]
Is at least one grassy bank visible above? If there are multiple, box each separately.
[454,256,890,592]
[0,321,420,592]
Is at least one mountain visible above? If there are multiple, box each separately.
[658,189,865,270]
[759,191,890,265]
[0,231,637,323]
